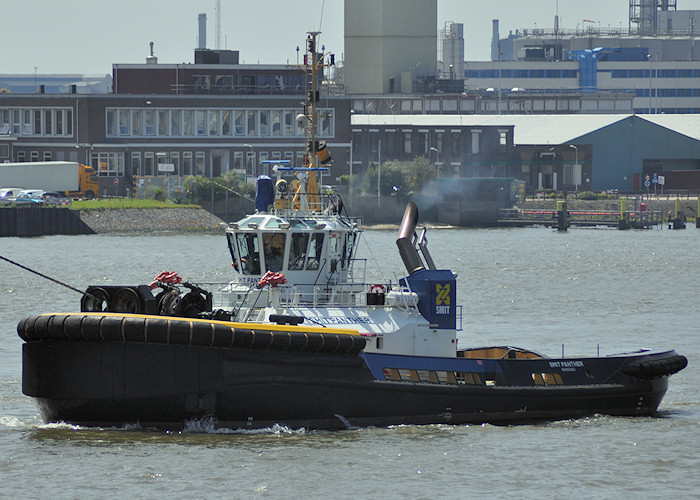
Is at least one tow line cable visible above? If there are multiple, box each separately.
[0,254,94,299]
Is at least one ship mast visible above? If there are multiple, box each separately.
[294,31,335,211]
[305,31,321,168]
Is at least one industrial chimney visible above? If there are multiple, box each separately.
[198,13,207,49]
[491,19,500,62]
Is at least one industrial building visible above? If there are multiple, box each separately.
[0,91,349,198]
[350,113,700,192]
[472,2,700,114]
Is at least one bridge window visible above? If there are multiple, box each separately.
[306,233,325,270]
[236,232,261,275]
[262,232,286,272]
[288,233,309,270]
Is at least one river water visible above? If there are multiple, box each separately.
[1,225,698,499]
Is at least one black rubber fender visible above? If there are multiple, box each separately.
[80,315,104,342]
[63,314,86,341]
[100,315,124,342]
[123,316,148,343]
[624,354,688,379]
[17,313,366,354]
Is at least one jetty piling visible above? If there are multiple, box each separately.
[556,201,569,231]
[669,199,687,229]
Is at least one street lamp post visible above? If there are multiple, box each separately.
[648,53,654,113]
[430,146,439,178]
[244,144,254,180]
[349,140,353,206]
[569,144,578,194]
[377,139,381,208]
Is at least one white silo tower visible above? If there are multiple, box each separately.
[344,0,437,95]
[441,22,464,80]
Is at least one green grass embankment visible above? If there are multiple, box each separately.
[72,198,199,210]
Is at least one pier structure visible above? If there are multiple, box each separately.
[498,202,663,230]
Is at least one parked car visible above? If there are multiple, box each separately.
[13,190,46,205]
[16,189,45,197]
[42,191,72,206]
[0,187,25,203]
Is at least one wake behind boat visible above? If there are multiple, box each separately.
[17,33,687,430]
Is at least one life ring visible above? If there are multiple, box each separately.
[370,284,385,294]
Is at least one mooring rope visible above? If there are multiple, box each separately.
[0,254,90,297]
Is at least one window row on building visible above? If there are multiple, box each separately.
[610,68,700,78]
[91,149,311,178]
[14,150,55,162]
[191,73,305,93]
[352,128,508,158]
[645,88,700,97]
[105,107,335,139]
[467,68,700,80]
[633,107,700,114]
[0,108,73,136]
[466,69,578,79]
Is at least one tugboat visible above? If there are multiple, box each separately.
[18,33,687,430]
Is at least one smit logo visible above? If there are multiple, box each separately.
[436,284,450,305]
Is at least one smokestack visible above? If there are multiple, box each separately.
[198,13,207,49]
[491,19,500,62]
[396,202,425,275]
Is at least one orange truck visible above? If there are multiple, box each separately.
[0,161,99,199]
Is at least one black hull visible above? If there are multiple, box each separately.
[22,337,680,430]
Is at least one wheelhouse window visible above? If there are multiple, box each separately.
[306,233,325,270]
[235,232,261,275]
[262,232,286,272]
[288,233,309,270]
[341,233,355,268]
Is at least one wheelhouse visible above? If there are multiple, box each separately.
[225,213,360,281]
